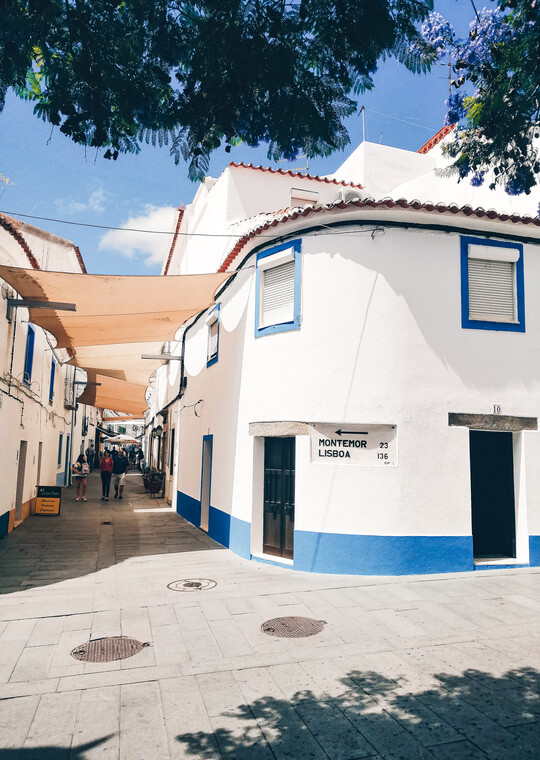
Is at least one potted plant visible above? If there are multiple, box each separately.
[142,466,152,492]
[147,469,165,496]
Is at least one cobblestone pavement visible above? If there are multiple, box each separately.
[1,470,540,759]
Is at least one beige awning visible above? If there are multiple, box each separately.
[0,265,229,415]
[77,372,149,417]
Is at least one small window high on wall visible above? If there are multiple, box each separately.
[23,324,35,386]
[255,240,301,337]
[206,304,220,367]
[461,236,525,332]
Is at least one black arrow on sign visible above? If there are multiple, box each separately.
[335,430,369,436]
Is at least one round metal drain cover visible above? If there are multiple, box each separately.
[167,578,217,592]
[261,616,326,638]
[71,636,149,662]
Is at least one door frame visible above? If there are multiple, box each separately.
[200,435,213,532]
[251,434,297,563]
[15,440,28,522]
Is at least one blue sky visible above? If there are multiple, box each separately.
[0,1,490,276]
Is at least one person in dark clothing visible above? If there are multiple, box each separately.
[112,449,128,499]
[100,449,113,500]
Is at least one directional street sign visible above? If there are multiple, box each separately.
[310,423,397,466]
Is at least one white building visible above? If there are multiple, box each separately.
[151,130,540,574]
[0,215,96,538]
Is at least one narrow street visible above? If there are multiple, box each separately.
[1,471,540,759]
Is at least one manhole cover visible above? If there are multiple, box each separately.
[71,636,150,662]
[261,617,326,638]
[167,578,217,592]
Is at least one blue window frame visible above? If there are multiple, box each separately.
[23,324,35,386]
[461,236,525,332]
[255,239,301,337]
[206,304,220,368]
[58,433,63,466]
[49,359,56,402]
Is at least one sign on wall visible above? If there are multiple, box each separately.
[35,485,62,515]
[310,424,397,466]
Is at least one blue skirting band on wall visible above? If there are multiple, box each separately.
[529,536,540,566]
[177,491,201,528]
[0,511,9,540]
[293,531,474,575]
[177,492,251,559]
[177,492,475,575]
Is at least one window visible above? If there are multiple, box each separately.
[206,304,220,367]
[461,236,525,332]
[49,359,56,403]
[255,240,301,337]
[58,433,63,466]
[23,324,35,386]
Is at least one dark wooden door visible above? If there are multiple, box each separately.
[470,430,516,558]
[263,437,295,559]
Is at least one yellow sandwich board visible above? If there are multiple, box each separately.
[35,485,62,515]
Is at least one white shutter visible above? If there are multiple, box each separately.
[261,260,295,327]
[468,258,517,322]
[208,319,218,358]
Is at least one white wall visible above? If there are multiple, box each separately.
[177,221,540,546]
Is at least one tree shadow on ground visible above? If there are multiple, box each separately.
[176,667,540,759]
[0,735,113,759]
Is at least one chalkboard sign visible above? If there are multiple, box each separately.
[35,485,62,515]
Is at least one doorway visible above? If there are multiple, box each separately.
[263,437,295,559]
[469,430,516,558]
[15,441,28,521]
[200,436,213,532]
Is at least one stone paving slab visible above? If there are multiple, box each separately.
[1,471,540,758]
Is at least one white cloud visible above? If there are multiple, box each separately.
[98,205,178,267]
[55,186,108,214]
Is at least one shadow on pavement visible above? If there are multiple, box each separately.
[0,735,113,759]
[176,667,540,759]
[0,471,223,594]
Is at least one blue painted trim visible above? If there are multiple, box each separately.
[200,434,213,529]
[294,531,474,575]
[0,510,9,540]
[529,536,540,566]
[58,432,63,467]
[176,494,251,558]
[255,239,301,337]
[206,303,220,368]
[49,359,56,402]
[474,563,529,571]
[177,491,201,527]
[64,435,71,486]
[23,324,35,387]
[460,236,525,332]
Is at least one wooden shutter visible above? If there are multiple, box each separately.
[261,261,295,327]
[468,258,516,322]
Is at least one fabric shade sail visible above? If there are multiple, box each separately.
[0,265,230,415]
[77,372,148,416]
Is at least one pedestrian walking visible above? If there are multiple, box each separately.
[85,443,95,472]
[100,449,113,500]
[72,454,89,501]
[112,449,128,499]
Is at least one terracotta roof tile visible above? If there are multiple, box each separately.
[417,124,455,154]
[228,162,362,188]
[163,206,184,276]
[0,213,40,269]
[218,198,540,272]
